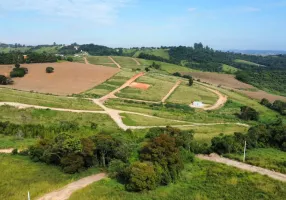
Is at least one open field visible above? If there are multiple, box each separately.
[0,88,102,110]
[225,148,286,174]
[221,64,238,74]
[235,59,262,66]
[0,62,120,95]
[167,83,218,105]
[86,56,117,68]
[69,159,286,200]
[117,73,178,101]
[0,154,99,200]
[0,135,36,149]
[112,56,141,69]
[82,70,135,98]
[183,72,286,102]
[120,113,191,126]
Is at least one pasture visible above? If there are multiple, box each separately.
[87,56,117,68]
[221,64,238,74]
[235,59,262,66]
[0,62,119,95]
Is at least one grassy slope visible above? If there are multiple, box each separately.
[70,159,286,200]
[0,88,102,110]
[82,70,135,98]
[225,148,286,174]
[235,59,261,67]
[0,135,36,149]
[167,83,218,105]
[120,113,191,126]
[222,64,239,74]
[87,56,117,68]
[133,49,170,60]
[0,154,99,200]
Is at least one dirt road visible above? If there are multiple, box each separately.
[203,87,228,110]
[132,58,141,65]
[161,80,181,103]
[197,154,286,182]
[108,56,121,69]
[84,57,89,65]
[37,173,106,200]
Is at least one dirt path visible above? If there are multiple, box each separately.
[0,102,107,114]
[0,149,13,154]
[108,56,121,69]
[99,72,145,103]
[161,81,181,103]
[197,154,286,182]
[132,58,141,65]
[84,57,89,65]
[203,87,228,110]
[37,173,106,200]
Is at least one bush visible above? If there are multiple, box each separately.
[239,106,259,121]
[46,67,54,73]
[15,63,20,68]
[67,57,73,62]
[0,75,13,85]
[12,149,18,155]
[61,153,84,174]
[10,68,26,78]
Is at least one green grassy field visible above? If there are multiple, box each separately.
[0,154,100,200]
[0,88,102,110]
[120,113,191,126]
[82,70,135,98]
[225,148,286,174]
[32,46,62,54]
[234,59,262,67]
[0,135,36,149]
[86,56,117,68]
[167,83,218,105]
[133,49,170,60]
[112,56,142,69]
[222,64,239,74]
[117,73,177,101]
[72,56,85,63]
[69,159,286,200]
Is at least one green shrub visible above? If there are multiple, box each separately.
[61,153,85,174]
[46,67,54,73]
[12,149,18,155]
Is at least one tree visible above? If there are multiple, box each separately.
[15,63,20,68]
[260,98,271,108]
[145,67,150,72]
[239,106,259,121]
[46,67,54,73]
[0,75,13,85]
[126,162,158,191]
[60,153,84,174]
[67,57,73,62]
[188,77,193,86]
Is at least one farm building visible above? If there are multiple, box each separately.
[192,101,204,108]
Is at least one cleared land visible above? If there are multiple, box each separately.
[221,64,238,74]
[225,148,286,174]
[0,88,102,110]
[167,83,218,105]
[69,160,286,200]
[0,63,120,95]
[0,154,100,200]
[117,74,176,101]
[235,59,262,66]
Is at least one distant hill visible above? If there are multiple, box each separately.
[227,49,286,55]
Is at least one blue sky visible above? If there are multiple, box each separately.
[0,0,285,50]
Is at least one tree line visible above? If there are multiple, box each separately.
[0,51,57,64]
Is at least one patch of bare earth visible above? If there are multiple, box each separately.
[183,72,286,102]
[129,82,150,90]
[0,63,120,95]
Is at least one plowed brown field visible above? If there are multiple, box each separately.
[0,62,120,95]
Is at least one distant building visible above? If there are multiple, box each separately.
[192,101,204,108]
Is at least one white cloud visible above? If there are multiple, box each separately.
[0,0,133,24]
[243,6,261,12]
[188,7,197,12]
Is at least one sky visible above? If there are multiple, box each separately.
[0,0,286,50]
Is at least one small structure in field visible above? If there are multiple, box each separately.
[192,101,204,108]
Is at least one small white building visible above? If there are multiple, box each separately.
[192,101,204,108]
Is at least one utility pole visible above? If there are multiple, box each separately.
[243,141,247,162]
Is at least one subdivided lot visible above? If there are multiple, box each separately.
[235,59,262,67]
[225,148,286,174]
[0,62,119,95]
[0,154,99,200]
[120,113,191,126]
[133,48,170,60]
[0,88,102,110]
[69,159,286,200]
[112,56,140,69]
[83,70,135,98]
[167,83,218,105]
[87,56,117,68]
[117,74,178,101]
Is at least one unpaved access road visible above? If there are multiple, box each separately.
[84,57,89,64]
[161,80,181,103]
[0,149,13,153]
[197,154,286,182]
[109,56,121,69]
[203,87,228,110]
[37,173,106,200]
[132,58,141,65]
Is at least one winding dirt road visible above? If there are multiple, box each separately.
[0,149,13,153]
[197,154,286,182]
[203,87,228,110]
[37,173,106,200]
[161,80,181,103]
[108,56,121,69]
[132,58,141,65]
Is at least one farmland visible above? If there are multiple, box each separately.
[0,62,119,95]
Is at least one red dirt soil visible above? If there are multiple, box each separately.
[129,82,150,90]
[0,62,120,95]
